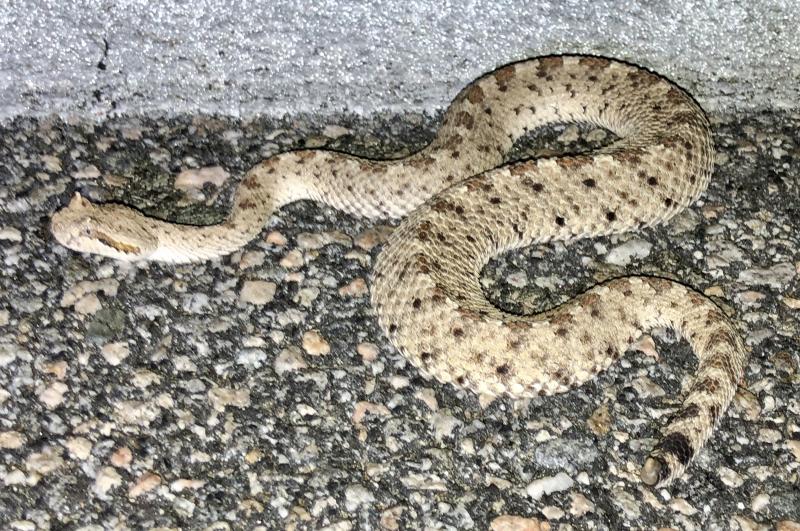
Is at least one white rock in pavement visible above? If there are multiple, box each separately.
[0,227,22,241]
[526,472,575,500]
[604,239,652,266]
[738,262,796,289]
[174,166,229,191]
[101,342,130,365]
[274,346,307,375]
[94,466,123,496]
[239,280,277,305]
[344,484,375,512]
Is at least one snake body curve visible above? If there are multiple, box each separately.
[51,55,747,487]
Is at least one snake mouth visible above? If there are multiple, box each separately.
[90,229,142,255]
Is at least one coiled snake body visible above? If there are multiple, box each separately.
[52,55,747,487]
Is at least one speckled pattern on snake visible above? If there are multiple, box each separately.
[51,55,748,487]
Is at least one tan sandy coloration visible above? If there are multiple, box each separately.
[52,55,748,487]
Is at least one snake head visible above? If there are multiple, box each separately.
[51,193,158,261]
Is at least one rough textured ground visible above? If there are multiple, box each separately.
[0,111,798,530]
[3,0,800,120]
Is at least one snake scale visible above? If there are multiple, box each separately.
[51,55,748,487]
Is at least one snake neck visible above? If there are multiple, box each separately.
[148,147,464,263]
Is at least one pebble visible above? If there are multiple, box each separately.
[323,125,352,139]
[273,346,308,374]
[0,431,25,449]
[490,515,551,531]
[182,292,211,313]
[40,154,62,172]
[389,375,410,389]
[507,271,528,288]
[238,250,266,269]
[354,226,393,250]
[604,239,652,266]
[339,277,368,297]
[751,493,769,512]
[430,412,462,440]
[586,128,607,142]
[72,163,101,179]
[718,466,745,488]
[380,506,403,530]
[114,400,160,426]
[63,436,92,460]
[296,231,351,250]
[120,125,142,140]
[612,488,641,519]
[38,382,68,409]
[737,290,767,305]
[94,466,123,496]
[586,403,611,435]
[7,521,36,531]
[74,293,102,314]
[758,428,782,443]
[414,388,438,411]
[733,388,762,421]
[265,231,287,246]
[669,208,702,233]
[302,330,331,356]
[110,446,133,468]
[236,348,268,368]
[101,341,130,365]
[171,479,206,492]
[737,262,796,289]
[733,515,768,531]
[351,401,390,424]
[669,498,698,516]
[540,506,564,520]
[526,472,574,500]
[60,279,119,307]
[0,343,23,366]
[569,492,594,517]
[294,286,319,306]
[534,438,598,469]
[631,375,665,398]
[239,280,277,305]
[557,125,581,143]
[0,226,22,241]
[4,469,27,486]
[174,166,229,191]
[173,355,198,372]
[782,296,800,309]
[632,335,658,358]
[41,360,68,379]
[243,335,266,348]
[704,285,726,297]
[280,249,304,269]
[786,440,800,462]
[356,342,379,362]
[129,472,162,498]
[244,449,263,464]
[343,484,375,512]
[172,498,195,518]
[207,387,251,411]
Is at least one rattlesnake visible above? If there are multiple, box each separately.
[51,55,747,487]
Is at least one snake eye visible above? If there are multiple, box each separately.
[80,217,94,237]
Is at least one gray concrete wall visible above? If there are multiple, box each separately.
[2,0,798,121]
